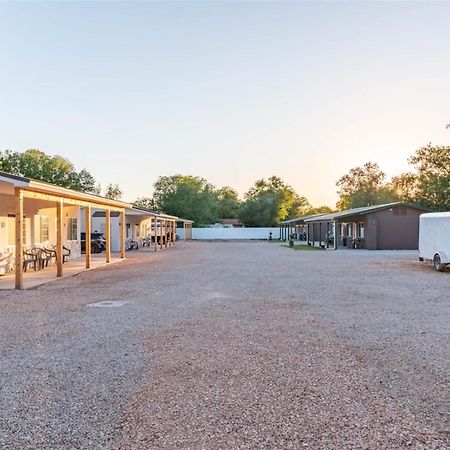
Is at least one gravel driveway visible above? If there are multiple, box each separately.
[0,242,448,449]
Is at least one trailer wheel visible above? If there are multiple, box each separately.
[433,254,446,272]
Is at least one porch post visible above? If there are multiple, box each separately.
[184,223,187,242]
[120,209,125,259]
[334,221,338,250]
[14,188,24,290]
[153,217,158,252]
[168,220,172,247]
[164,220,168,248]
[159,219,163,250]
[319,223,322,247]
[85,206,91,269]
[105,208,111,263]
[56,199,64,277]
[172,220,176,245]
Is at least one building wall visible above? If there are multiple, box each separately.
[307,222,331,244]
[334,206,423,250]
[373,206,422,250]
[0,194,81,274]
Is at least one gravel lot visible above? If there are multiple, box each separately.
[0,241,449,449]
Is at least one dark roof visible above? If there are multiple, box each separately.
[304,202,429,222]
[279,213,327,225]
[131,206,159,215]
[0,170,30,183]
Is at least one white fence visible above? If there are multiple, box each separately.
[177,227,280,240]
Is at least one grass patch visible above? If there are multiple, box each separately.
[282,244,324,251]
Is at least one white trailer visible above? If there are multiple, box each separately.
[419,212,450,272]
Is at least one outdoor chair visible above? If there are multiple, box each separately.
[0,251,13,275]
[23,248,40,272]
[42,247,56,267]
[52,245,71,263]
[40,247,56,269]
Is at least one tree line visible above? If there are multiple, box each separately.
[1,143,448,226]
[134,175,331,227]
[0,149,123,200]
[336,144,449,212]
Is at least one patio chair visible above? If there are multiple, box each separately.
[40,247,56,269]
[42,247,56,267]
[23,248,40,272]
[52,245,71,263]
[0,251,13,275]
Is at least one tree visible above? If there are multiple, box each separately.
[336,162,398,210]
[133,197,156,211]
[391,172,419,203]
[76,169,97,193]
[152,175,219,225]
[0,149,97,193]
[216,187,240,219]
[305,205,334,215]
[104,184,123,200]
[396,144,450,211]
[239,176,310,226]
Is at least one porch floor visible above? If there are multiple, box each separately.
[0,253,124,290]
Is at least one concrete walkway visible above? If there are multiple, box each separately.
[0,254,124,290]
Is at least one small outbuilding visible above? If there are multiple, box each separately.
[304,202,429,250]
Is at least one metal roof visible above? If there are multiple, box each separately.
[0,170,131,209]
[279,213,327,225]
[304,202,429,222]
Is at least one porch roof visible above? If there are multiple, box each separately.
[279,213,327,225]
[0,170,131,210]
[304,202,429,223]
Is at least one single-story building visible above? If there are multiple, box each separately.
[278,214,326,241]
[0,170,131,289]
[304,202,430,250]
[88,208,192,252]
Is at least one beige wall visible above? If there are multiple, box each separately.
[0,194,81,272]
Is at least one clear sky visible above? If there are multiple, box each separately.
[0,1,449,207]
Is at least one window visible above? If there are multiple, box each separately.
[358,222,365,238]
[347,223,353,238]
[67,218,78,241]
[39,216,49,242]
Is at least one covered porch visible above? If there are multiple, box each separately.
[0,253,124,290]
[0,171,131,289]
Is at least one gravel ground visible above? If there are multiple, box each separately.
[0,241,448,449]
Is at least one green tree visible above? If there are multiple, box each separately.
[0,149,97,193]
[133,197,156,211]
[104,184,123,200]
[305,205,334,215]
[239,176,310,226]
[152,175,219,225]
[336,162,398,210]
[393,144,450,211]
[216,186,240,219]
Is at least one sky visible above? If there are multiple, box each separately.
[0,1,449,207]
